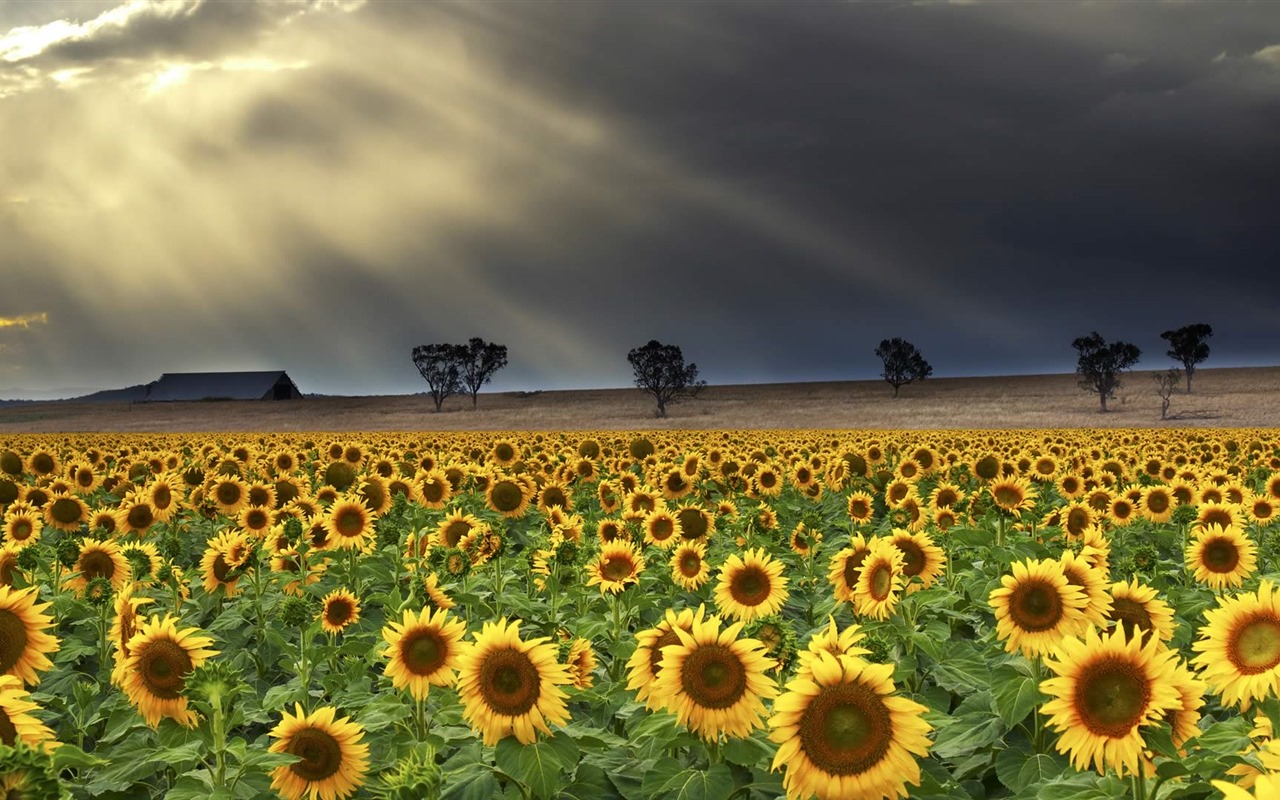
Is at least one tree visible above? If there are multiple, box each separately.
[1072,332,1141,412]
[412,343,466,412]
[1160,323,1212,393]
[874,338,932,397]
[1154,369,1179,421]
[459,337,509,410]
[627,340,706,418]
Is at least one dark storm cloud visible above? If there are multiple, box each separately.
[2,0,1277,397]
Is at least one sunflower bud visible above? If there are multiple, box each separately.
[55,536,81,568]
[278,595,312,629]
[84,576,114,607]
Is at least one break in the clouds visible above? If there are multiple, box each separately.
[1,1,1278,398]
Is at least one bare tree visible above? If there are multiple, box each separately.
[412,343,466,412]
[874,338,933,397]
[1154,369,1179,420]
[1160,323,1212,393]
[1073,332,1141,412]
[459,337,509,410]
[628,340,706,418]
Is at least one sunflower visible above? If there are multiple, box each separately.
[889,529,945,591]
[1040,626,1182,777]
[1164,658,1206,753]
[1106,577,1176,645]
[671,541,710,591]
[381,606,468,701]
[0,546,20,588]
[414,469,451,509]
[268,704,370,800]
[1193,579,1280,710]
[41,492,88,532]
[1059,551,1113,627]
[1108,496,1138,527]
[752,466,784,498]
[828,536,873,604]
[654,612,778,741]
[846,491,875,525]
[114,494,158,536]
[201,530,252,597]
[456,618,572,745]
[565,638,596,689]
[989,558,1089,659]
[794,617,871,681]
[146,475,182,523]
[1251,496,1278,528]
[485,476,532,519]
[0,586,57,688]
[585,541,645,595]
[1063,502,1096,540]
[319,588,361,635]
[1187,523,1257,590]
[769,653,932,800]
[1140,486,1175,524]
[626,606,707,711]
[853,538,904,621]
[64,538,131,597]
[0,674,58,751]
[1080,526,1112,576]
[789,523,822,557]
[324,496,374,550]
[675,503,715,543]
[108,582,152,685]
[1197,502,1245,532]
[714,548,789,622]
[208,477,250,516]
[643,509,681,549]
[882,479,915,510]
[0,509,40,549]
[989,476,1037,515]
[120,614,217,727]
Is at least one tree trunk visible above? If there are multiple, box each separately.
[892,383,900,398]
[656,398,667,418]
[472,393,478,409]
[1099,394,1108,413]
[1186,372,1193,393]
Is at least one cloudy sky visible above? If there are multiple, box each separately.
[1,0,1277,398]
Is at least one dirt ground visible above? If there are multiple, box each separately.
[1,367,1278,434]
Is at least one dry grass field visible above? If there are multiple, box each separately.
[1,366,1278,433]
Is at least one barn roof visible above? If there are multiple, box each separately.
[144,371,301,402]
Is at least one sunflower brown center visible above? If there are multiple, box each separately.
[490,482,524,513]
[843,550,869,588]
[601,555,635,582]
[729,566,771,606]
[80,550,116,580]
[479,648,540,715]
[798,680,892,776]
[681,644,746,710]
[649,629,683,677]
[335,508,364,537]
[1229,616,1280,675]
[994,486,1021,507]
[849,500,870,519]
[422,481,446,503]
[137,638,193,700]
[893,542,924,577]
[1203,538,1241,573]
[215,483,242,507]
[442,521,471,548]
[152,485,173,510]
[1008,580,1064,632]
[1146,493,1169,514]
[935,489,958,507]
[50,498,82,524]
[868,563,892,601]
[287,726,344,782]
[1075,658,1151,737]
[127,505,154,530]
[1202,509,1234,528]
[1066,508,1091,535]
[402,629,447,676]
[212,553,232,582]
[9,521,32,541]
[650,518,674,541]
[887,484,908,503]
[325,599,354,627]
[0,609,29,673]
[1108,598,1153,641]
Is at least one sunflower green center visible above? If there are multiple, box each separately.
[49,498,82,524]
[490,482,524,512]
[288,726,344,782]
[479,648,540,715]
[1008,580,1064,632]
[681,644,747,710]
[1203,538,1241,573]
[138,638,193,700]
[80,550,116,580]
[798,680,892,775]
[1076,658,1151,737]
[729,566,771,606]
[1230,617,1280,674]
[0,609,30,673]
[402,629,446,675]
[601,555,635,582]
[336,508,364,537]
[868,563,893,601]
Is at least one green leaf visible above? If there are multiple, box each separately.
[442,761,499,800]
[494,734,577,800]
[931,711,1004,759]
[563,763,623,800]
[52,743,107,769]
[721,732,775,768]
[992,666,1045,727]
[931,646,991,694]
[1155,760,1190,780]
[654,764,735,800]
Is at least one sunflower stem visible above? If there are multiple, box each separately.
[415,696,429,742]
[1131,768,1148,800]
[298,621,313,711]
[1030,656,1045,753]
[493,551,503,619]
[211,694,228,789]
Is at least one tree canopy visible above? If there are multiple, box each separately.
[412,343,466,412]
[1073,332,1141,412]
[627,340,705,418]
[1160,323,1212,393]
[874,338,932,397]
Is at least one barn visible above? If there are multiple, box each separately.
[142,371,303,402]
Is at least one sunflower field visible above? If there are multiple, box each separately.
[3,429,1280,799]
